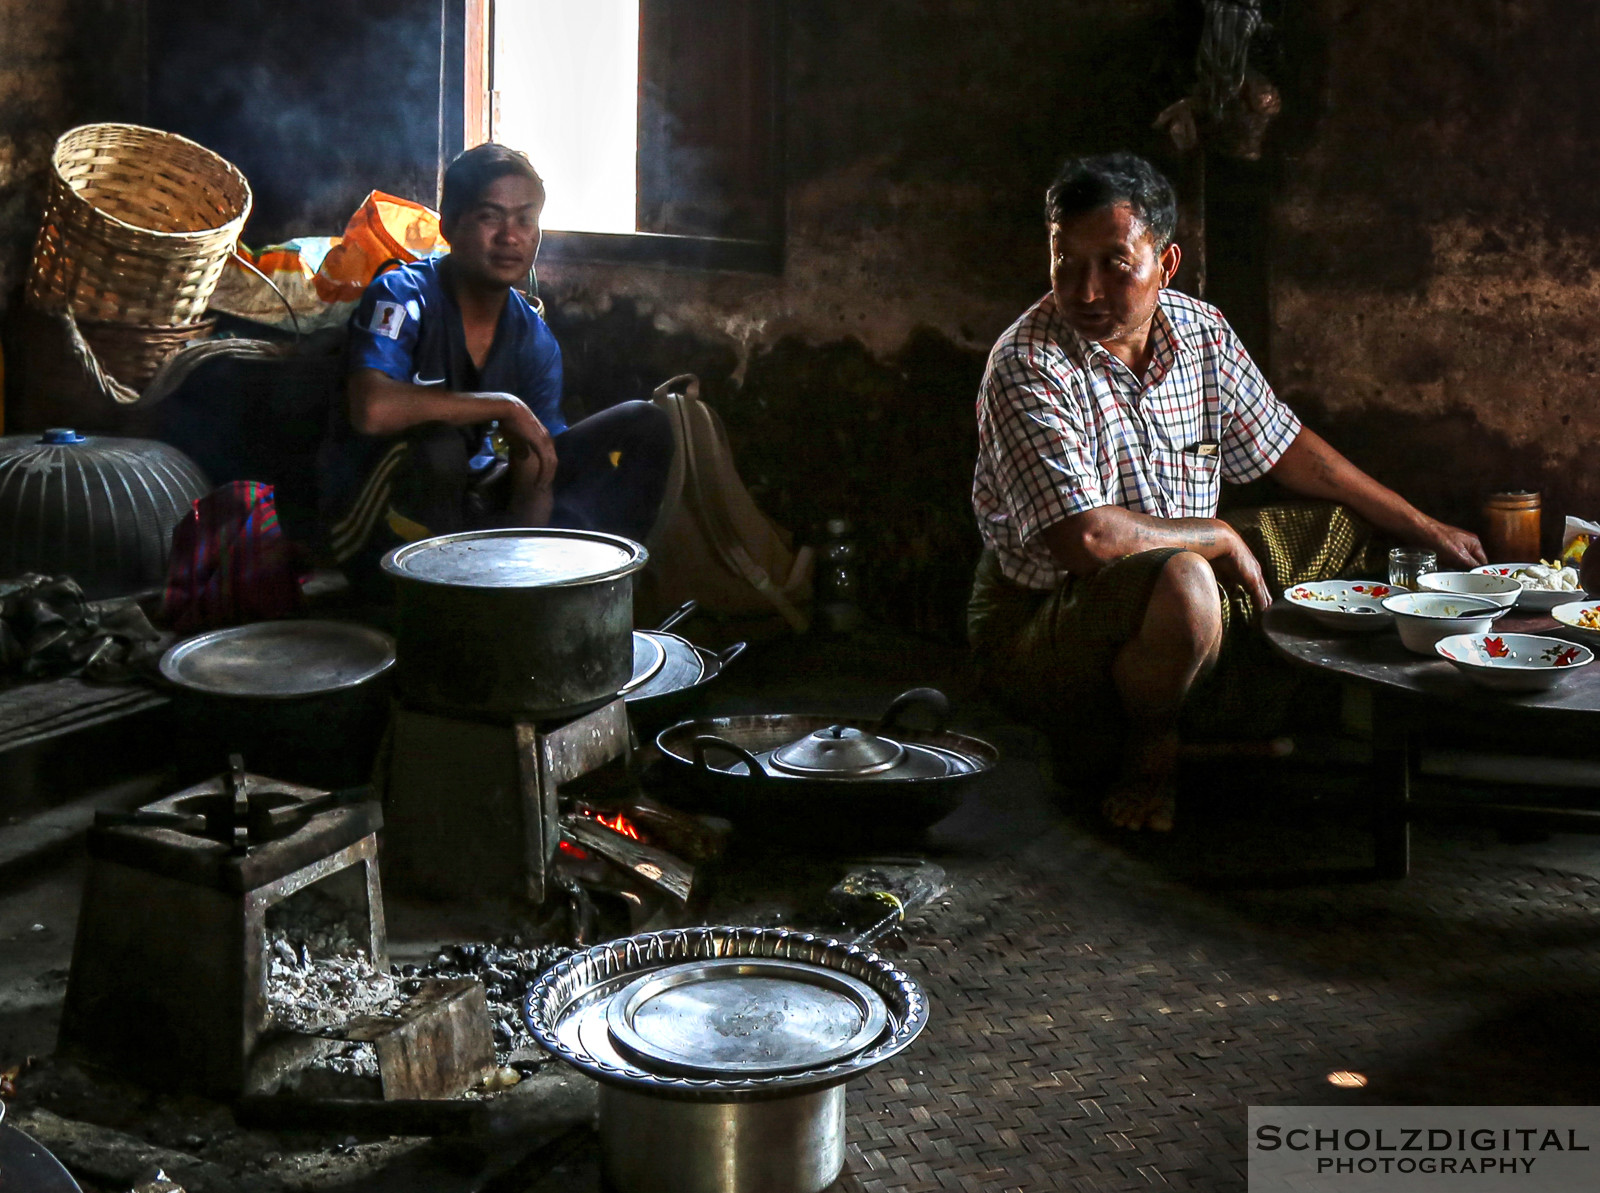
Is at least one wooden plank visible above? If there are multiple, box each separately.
[0,677,167,755]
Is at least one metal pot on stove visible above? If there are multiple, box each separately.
[524,926,929,1193]
[382,528,647,719]
[654,688,997,840]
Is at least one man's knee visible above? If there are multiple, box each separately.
[1145,550,1223,644]
[613,400,673,454]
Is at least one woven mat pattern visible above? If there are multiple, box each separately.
[835,835,1600,1192]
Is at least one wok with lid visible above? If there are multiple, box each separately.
[654,688,996,839]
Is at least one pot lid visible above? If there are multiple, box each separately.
[160,620,395,698]
[624,630,705,702]
[381,528,646,588]
[769,725,906,776]
[619,631,669,695]
[605,958,889,1078]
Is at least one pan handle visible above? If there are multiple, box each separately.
[715,641,747,668]
[878,687,950,734]
[656,600,698,634]
[691,735,769,779]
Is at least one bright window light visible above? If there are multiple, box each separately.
[492,1,639,234]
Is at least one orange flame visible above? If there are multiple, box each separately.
[590,810,642,840]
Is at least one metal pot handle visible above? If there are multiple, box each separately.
[878,687,950,734]
[656,600,698,634]
[691,735,768,779]
[716,641,747,668]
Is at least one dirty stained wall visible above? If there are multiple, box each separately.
[0,0,142,308]
[1273,0,1600,554]
[543,0,1191,638]
[4,1,1594,639]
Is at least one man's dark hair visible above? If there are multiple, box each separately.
[440,143,546,232]
[1045,153,1177,249]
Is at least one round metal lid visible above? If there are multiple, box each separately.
[159,620,395,698]
[605,958,889,1078]
[619,631,669,696]
[624,630,706,703]
[770,725,907,776]
[381,528,646,588]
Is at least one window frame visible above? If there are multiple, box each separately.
[450,0,785,275]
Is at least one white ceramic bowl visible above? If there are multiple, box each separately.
[1471,563,1585,613]
[1282,580,1396,632]
[1550,600,1600,648]
[1416,570,1522,608]
[1380,592,1507,655]
[1434,632,1594,692]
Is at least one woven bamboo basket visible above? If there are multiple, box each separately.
[26,123,252,326]
[76,316,218,389]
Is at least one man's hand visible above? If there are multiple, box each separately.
[494,393,558,490]
[1413,518,1488,569]
[1209,524,1273,616]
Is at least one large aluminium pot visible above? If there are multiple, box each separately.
[654,688,996,843]
[381,528,647,720]
[524,926,928,1193]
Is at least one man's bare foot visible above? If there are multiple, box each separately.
[1101,781,1176,832]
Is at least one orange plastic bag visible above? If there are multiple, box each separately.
[314,191,448,303]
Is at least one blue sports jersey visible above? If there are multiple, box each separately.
[346,256,566,435]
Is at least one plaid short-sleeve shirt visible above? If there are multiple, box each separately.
[973,289,1302,590]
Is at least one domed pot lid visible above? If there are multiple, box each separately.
[605,958,889,1078]
[769,724,906,776]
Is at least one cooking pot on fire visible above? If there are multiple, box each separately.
[654,688,996,842]
[382,528,646,720]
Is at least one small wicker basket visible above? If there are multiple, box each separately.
[26,123,252,326]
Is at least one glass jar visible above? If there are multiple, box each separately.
[1482,490,1541,562]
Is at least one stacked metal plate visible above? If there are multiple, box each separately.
[523,926,929,1193]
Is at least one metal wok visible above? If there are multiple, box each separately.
[623,601,746,732]
[653,688,996,841]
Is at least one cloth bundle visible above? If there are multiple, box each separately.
[0,575,163,682]
[162,480,306,634]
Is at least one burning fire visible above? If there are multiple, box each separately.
[586,810,641,840]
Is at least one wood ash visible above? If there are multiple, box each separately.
[399,940,572,1060]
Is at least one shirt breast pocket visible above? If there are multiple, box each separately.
[1179,448,1222,518]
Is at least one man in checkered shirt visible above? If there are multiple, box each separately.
[969,153,1484,832]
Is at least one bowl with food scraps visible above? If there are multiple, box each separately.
[1433,632,1594,692]
[1379,592,1508,655]
[1281,580,1395,631]
[1550,600,1600,648]
[1415,570,1522,609]
[1470,561,1584,613]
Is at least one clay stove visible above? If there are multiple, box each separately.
[58,759,385,1097]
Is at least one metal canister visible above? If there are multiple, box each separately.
[1483,491,1541,562]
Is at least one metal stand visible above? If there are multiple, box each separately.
[383,698,632,905]
[58,773,385,1098]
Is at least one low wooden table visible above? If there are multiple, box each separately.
[1262,601,1600,878]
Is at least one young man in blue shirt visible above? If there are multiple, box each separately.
[326,144,672,577]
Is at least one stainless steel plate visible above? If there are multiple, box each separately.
[159,620,395,699]
[383,528,645,588]
[621,631,669,695]
[525,927,929,1100]
[605,958,888,1077]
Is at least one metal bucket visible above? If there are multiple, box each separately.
[382,528,647,720]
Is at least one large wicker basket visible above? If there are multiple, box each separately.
[25,123,252,326]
